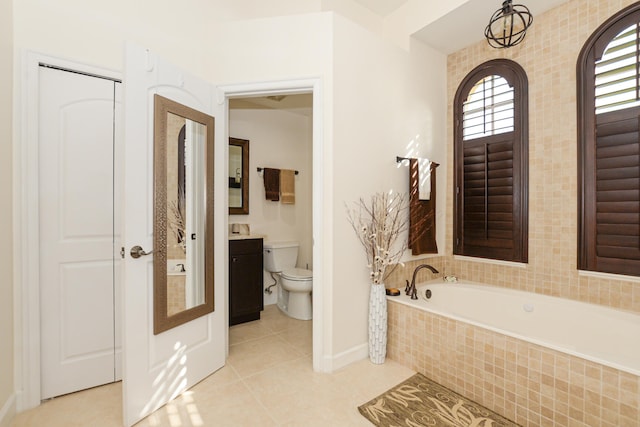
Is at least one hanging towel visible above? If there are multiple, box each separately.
[263,168,280,201]
[418,158,432,200]
[280,169,296,204]
[409,158,438,255]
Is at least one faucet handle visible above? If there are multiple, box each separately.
[404,279,411,295]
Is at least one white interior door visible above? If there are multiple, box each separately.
[122,44,225,426]
[39,66,122,399]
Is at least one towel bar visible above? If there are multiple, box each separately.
[257,167,299,175]
[396,156,440,168]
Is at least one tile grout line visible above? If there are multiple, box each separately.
[224,361,244,384]
[235,373,283,426]
[230,337,308,379]
[229,328,279,347]
[236,354,313,426]
[226,311,310,425]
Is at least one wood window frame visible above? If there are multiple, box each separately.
[577,3,640,276]
[454,59,529,263]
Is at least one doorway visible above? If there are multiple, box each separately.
[37,64,123,400]
[227,93,314,370]
[219,79,323,372]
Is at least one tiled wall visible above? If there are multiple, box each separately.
[385,257,446,290]
[419,0,640,314]
[387,301,640,426]
[167,276,186,316]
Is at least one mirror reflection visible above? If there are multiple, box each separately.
[153,95,214,335]
[166,113,205,314]
[229,137,249,215]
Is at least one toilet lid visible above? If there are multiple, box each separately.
[282,267,312,280]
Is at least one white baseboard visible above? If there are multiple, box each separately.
[0,393,16,427]
[324,342,368,372]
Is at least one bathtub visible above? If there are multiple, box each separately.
[387,280,640,425]
[392,280,640,377]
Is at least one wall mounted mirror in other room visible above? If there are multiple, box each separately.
[229,137,249,215]
[153,94,215,334]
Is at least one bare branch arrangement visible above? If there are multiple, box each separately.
[168,185,186,253]
[346,192,411,284]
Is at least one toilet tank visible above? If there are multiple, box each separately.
[263,241,299,273]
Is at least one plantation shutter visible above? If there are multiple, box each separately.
[590,107,640,274]
[462,134,519,260]
[578,5,640,276]
[454,59,528,263]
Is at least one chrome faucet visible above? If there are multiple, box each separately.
[405,264,439,300]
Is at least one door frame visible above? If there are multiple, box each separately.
[218,79,326,372]
[14,51,122,410]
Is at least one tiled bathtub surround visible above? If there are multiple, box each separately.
[387,301,640,427]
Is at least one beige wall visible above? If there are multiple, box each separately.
[332,14,447,356]
[443,0,640,313]
[0,0,14,423]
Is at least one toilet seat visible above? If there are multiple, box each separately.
[281,267,312,281]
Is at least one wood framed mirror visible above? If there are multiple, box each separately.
[229,137,249,215]
[153,94,215,334]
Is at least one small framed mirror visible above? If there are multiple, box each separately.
[229,137,249,215]
[153,94,215,335]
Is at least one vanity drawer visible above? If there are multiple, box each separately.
[229,238,263,255]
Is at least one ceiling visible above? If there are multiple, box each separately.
[229,94,313,116]
[353,0,569,54]
[352,0,409,16]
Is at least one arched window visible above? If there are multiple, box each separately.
[463,75,514,140]
[577,3,640,277]
[454,59,528,262]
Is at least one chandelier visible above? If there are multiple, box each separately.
[484,0,533,48]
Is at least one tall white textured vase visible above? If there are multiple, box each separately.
[368,283,387,364]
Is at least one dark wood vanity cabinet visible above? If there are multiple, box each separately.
[229,238,264,326]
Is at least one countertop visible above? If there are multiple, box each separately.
[228,234,266,241]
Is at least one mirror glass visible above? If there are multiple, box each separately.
[153,94,214,335]
[229,137,249,214]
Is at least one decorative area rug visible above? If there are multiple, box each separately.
[358,373,520,427]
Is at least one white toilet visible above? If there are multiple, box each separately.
[263,241,313,320]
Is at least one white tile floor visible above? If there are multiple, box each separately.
[11,305,414,426]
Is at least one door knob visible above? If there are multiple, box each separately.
[130,245,153,259]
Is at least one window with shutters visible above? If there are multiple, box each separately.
[577,3,640,277]
[453,59,528,263]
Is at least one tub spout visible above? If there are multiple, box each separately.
[405,264,439,300]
